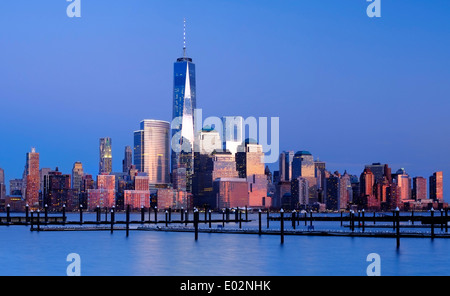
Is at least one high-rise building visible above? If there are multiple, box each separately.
[429,171,444,201]
[80,174,95,209]
[393,168,411,201]
[172,20,196,193]
[192,151,240,208]
[325,173,340,211]
[72,162,84,194]
[236,140,268,208]
[195,127,222,155]
[99,138,112,174]
[339,172,352,210]
[124,174,150,209]
[87,174,116,210]
[359,168,378,210]
[43,170,77,211]
[123,146,133,173]
[291,151,318,204]
[279,151,294,182]
[214,178,249,209]
[9,179,23,196]
[412,176,427,200]
[291,177,309,209]
[222,116,244,155]
[25,148,40,209]
[134,120,170,185]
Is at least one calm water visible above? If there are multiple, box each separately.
[1,212,449,276]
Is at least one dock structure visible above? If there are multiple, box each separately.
[1,207,449,246]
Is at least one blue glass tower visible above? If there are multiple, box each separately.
[171,20,196,191]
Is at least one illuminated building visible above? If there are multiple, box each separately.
[172,20,196,193]
[25,148,40,209]
[279,151,294,182]
[413,176,427,200]
[134,120,170,186]
[236,140,268,208]
[222,116,244,155]
[213,178,249,209]
[99,138,112,174]
[393,168,411,201]
[87,174,116,210]
[124,174,150,209]
[291,151,318,204]
[72,162,84,194]
[429,171,444,201]
[123,146,133,173]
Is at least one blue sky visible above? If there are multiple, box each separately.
[0,0,449,196]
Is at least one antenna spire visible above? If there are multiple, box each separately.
[183,18,187,57]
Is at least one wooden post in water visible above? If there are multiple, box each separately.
[25,204,29,224]
[431,208,435,240]
[185,210,188,226]
[266,210,270,229]
[411,210,414,225]
[6,204,11,224]
[280,209,284,244]
[441,209,444,232]
[208,210,212,229]
[30,211,34,231]
[340,212,343,227]
[239,209,242,229]
[79,205,83,225]
[292,210,296,230]
[310,211,313,228]
[304,212,307,226]
[194,210,199,241]
[154,206,158,223]
[44,204,48,224]
[362,209,365,233]
[169,207,172,222]
[396,207,400,249]
[110,208,115,234]
[181,207,184,222]
[126,204,130,237]
[62,204,66,226]
[374,212,376,225]
[222,210,225,228]
[350,211,354,232]
[141,206,145,223]
[258,209,262,235]
[37,210,41,232]
[392,210,396,231]
[96,205,100,224]
[245,206,248,221]
[165,210,168,227]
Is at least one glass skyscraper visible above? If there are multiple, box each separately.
[171,23,196,192]
[134,120,170,185]
[99,138,112,174]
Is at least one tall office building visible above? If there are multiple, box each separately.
[339,172,352,210]
[236,140,268,208]
[393,168,411,201]
[429,171,444,201]
[134,120,170,185]
[124,174,150,209]
[99,138,112,174]
[87,174,116,210]
[325,173,340,211]
[123,146,133,173]
[195,128,222,155]
[25,148,40,209]
[291,151,318,204]
[172,19,196,192]
[72,162,84,194]
[222,116,244,155]
[359,168,378,210]
[279,151,294,182]
[412,176,427,200]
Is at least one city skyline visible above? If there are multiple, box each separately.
[0,1,449,197]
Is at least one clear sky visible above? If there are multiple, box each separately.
[0,0,449,197]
